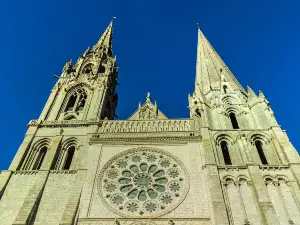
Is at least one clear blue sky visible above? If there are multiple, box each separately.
[0,0,299,170]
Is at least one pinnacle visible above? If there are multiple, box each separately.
[92,18,115,53]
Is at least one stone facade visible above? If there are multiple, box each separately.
[0,18,300,225]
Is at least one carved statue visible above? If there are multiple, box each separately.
[192,108,202,131]
[62,60,72,73]
[146,92,151,102]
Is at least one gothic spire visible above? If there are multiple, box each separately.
[195,26,246,96]
[92,17,115,55]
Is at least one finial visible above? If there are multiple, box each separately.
[197,23,200,29]
[146,92,151,103]
[155,100,157,108]
[138,102,141,108]
[112,17,116,22]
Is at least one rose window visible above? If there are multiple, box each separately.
[98,147,189,217]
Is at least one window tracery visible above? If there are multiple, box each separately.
[64,88,87,113]
[98,147,189,217]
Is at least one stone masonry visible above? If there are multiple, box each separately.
[0,18,300,225]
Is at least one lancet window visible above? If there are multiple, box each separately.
[255,140,268,165]
[221,141,232,165]
[229,113,239,129]
[63,146,75,170]
[223,85,228,94]
[64,88,87,113]
[32,146,48,170]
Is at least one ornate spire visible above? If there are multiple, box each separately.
[195,26,246,96]
[146,92,151,103]
[92,17,115,55]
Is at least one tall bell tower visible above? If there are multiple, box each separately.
[1,19,300,225]
[40,17,118,122]
[0,18,119,225]
[189,27,300,225]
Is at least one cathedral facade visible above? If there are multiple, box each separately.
[0,19,300,225]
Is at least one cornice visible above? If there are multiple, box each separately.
[90,131,201,143]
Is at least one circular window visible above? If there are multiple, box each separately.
[97,147,190,217]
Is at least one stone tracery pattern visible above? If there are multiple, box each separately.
[98,147,189,217]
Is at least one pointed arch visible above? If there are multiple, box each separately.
[64,87,88,113]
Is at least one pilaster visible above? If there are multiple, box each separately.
[12,171,49,225]
[247,165,280,225]
[0,170,12,199]
[41,135,63,170]
[79,144,103,217]
[60,170,87,225]
[202,128,229,225]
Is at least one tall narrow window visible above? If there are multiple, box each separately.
[32,146,47,170]
[255,140,268,165]
[65,94,77,112]
[63,146,75,170]
[221,141,232,165]
[223,85,228,94]
[229,113,239,129]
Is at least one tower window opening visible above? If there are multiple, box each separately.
[229,113,239,129]
[63,146,75,170]
[223,85,228,94]
[75,92,87,111]
[32,146,48,170]
[64,88,87,113]
[99,64,106,73]
[255,140,268,165]
[221,141,232,165]
[65,94,76,112]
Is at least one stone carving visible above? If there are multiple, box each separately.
[100,120,192,133]
[97,147,190,218]
[62,59,73,74]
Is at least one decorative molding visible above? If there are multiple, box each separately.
[91,132,201,143]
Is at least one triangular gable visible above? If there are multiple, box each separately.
[128,93,168,120]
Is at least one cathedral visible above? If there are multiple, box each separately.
[0,18,300,225]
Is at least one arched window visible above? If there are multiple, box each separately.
[63,146,75,170]
[82,63,93,74]
[223,85,228,94]
[64,88,87,113]
[221,141,232,165]
[255,140,268,165]
[229,113,239,129]
[32,146,48,170]
[65,94,77,112]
